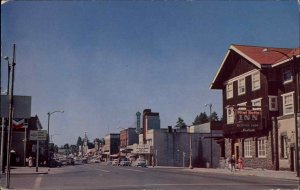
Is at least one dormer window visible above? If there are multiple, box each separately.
[283,69,293,84]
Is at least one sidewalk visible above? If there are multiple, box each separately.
[8,166,49,175]
[151,166,300,181]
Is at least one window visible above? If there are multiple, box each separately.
[283,69,293,84]
[238,78,246,95]
[244,140,252,158]
[280,135,288,159]
[268,96,278,111]
[282,92,294,115]
[226,83,233,99]
[251,98,262,110]
[257,139,266,158]
[237,102,247,110]
[252,72,260,91]
[227,107,234,124]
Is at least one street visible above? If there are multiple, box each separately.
[2,163,299,190]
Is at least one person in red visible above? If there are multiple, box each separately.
[238,157,244,170]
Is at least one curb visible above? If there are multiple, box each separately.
[10,172,48,175]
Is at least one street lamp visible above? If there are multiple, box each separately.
[47,110,64,166]
[189,129,193,169]
[205,103,213,168]
[263,48,299,177]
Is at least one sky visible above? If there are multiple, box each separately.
[1,1,299,146]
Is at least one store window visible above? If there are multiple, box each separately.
[244,140,252,158]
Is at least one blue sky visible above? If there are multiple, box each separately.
[1,1,299,146]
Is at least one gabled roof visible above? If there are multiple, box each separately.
[210,44,300,89]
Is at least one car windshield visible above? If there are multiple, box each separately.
[1,1,299,190]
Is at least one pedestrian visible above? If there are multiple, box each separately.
[238,157,244,170]
[28,156,33,168]
[226,157,231,171]
[230,155,235,172]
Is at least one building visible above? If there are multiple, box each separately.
[0,115,45,167]
[102,133,120,161]
[210,44,300,172]
[142,109,160,143]
[120,128,139,148]
[140,123,223,168]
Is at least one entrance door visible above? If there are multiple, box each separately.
[235,145,239,163]
[233,140,240,164]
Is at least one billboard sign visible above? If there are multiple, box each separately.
[0,95,31,118]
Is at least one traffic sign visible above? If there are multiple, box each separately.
[30,130,47,141]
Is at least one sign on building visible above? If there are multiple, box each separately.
[30,130,47,141]
[132,144,151,154]
[235,110,262,132]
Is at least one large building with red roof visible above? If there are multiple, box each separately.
[211,44,299,172]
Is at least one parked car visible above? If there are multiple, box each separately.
[49,159,62,168]
[119,160,131,166]
[82,158,88,164]
[132,159,147,167]
[112,159,119,166]
[68,157,75,165]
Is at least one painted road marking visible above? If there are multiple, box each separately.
[32,174,43,190]
[96,169,110,173]
[118,168,145,173]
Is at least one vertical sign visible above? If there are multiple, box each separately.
[136,111,141,133]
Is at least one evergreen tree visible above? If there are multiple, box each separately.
[76,136,82,147]
[193,115,200,125]
[198,112,209,124]
[210,111,219,121]
[175,117,187,129]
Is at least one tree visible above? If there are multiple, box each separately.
[210,111,219,121]
[87,142,94,149]
[175,117,187,129]
[76,136,82,147]
[193,115,200,125]
[63,143,69,150]
[198,112,209,124]
[70,144,78,154]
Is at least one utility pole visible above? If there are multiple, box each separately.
[6,44,16,189]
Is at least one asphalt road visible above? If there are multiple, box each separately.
[6,163,300,190]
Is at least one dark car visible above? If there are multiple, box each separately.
[49,159,62,168]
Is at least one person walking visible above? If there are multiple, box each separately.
[230,155,235,172]
[28,156,33,168]
[238,157,244,170]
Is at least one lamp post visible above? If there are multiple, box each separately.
[6,44,16,189]
[189,130,193,169]
[47,110,64,167]
[0,55,11,173]
[205,103,213,168]
[263,48,299,177]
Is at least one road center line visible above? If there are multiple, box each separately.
[118,168,145,172]
[32,174,43,190]
[96,169,110,173]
